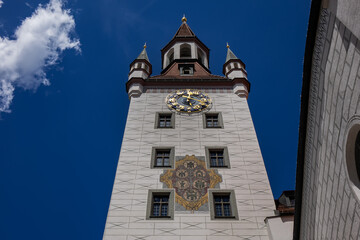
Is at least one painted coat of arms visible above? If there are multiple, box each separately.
[160,155,222,211]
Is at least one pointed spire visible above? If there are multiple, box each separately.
[173,15,195,38]
[137,43,149,62]
[225,43,238,63]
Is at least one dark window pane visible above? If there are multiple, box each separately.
[222,196,230,202]
[218,158,224,166]
[161,204,168,216]
[215,204,222,216]
[211,158,217,166]
[164,158,170,166]
[153,204,160,216]
[156,158,163,166]
[223,204,231,216]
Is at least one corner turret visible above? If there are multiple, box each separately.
[127,44,152,98]
[223,44,249,98]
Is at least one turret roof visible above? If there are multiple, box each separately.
[173,21,196,38]
[137,45,149,62]
[225,47,238,63]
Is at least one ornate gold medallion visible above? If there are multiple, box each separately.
[160,155,222,211]
[165,89,212,114]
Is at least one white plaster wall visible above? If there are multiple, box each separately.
[128,70,148,80]
[103,90,275,240]
[227,70,247,80]
[266,217,293,240]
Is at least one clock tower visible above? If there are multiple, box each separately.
[103,17,275,239]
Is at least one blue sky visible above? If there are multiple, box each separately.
[0,0,310,239]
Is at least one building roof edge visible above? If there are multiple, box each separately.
[293,0,322,239]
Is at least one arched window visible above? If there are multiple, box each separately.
[167,48,174,66]
[180,44,191,58]
[197,48,205,65]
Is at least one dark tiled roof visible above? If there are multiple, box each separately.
[173,22,195,38]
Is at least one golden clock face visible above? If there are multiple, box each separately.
[166,89,212,113]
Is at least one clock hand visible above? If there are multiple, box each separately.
[187,97,205,104]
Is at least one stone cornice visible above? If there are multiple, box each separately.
[126,77,250,93]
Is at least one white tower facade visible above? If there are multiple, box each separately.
[103,18,275,240]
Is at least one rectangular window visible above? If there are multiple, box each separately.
[155,149,171,167]
[151,147,174,169]
[152,194,169,217]
[155,113,174,129]
[179,64,194,76]
[214,194,232,217]
[209,149,225,167]
[203,113,223,128]
[147,190,174,220]
[209,190,238,220]
[159,114,172,128]
[206,115,219,128]
[205,147,230,169]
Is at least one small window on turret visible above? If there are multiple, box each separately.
[180,44,191,58]
[179,64,194,76]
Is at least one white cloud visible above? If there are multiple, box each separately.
[0,0,80,113]
[0,0,3,8]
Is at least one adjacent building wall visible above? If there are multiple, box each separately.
[296,0,360,239]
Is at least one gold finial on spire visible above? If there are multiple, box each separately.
[182,14,187,22]
[226,42,230,48]
[143,42,147,49]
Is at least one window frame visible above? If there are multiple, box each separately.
[151,147,175,169]
[146,189,175,220]
[155,112,175,129]
[205,146,230,169]
[203,112,224,129]
[209,189,238,220]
